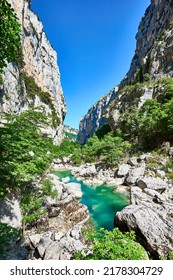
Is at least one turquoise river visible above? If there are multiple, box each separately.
[54,170,129,231]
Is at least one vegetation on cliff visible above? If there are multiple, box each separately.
[0,0,21,72]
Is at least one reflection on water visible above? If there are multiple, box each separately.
[54,170,129,231]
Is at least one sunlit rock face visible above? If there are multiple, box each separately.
[77,87,118,144]
[0,0,66,144]
[121,0,173,86]
[78,0,173,143]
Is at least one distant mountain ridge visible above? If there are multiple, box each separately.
[64,125,78,142]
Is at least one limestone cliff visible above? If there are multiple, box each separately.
[78,0,173,143]
[0,0,66,144]
[78,86,118,144]
[121,0,173,86]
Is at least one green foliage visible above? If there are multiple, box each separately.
[23,74,51,104]
[21,74,61,128]
[42,179,57,198]
[95,124,111,139]
[120,93,173,148]
[134,67,143,83]
[51,112,61,128]
[61,130,131,167]
[168,251,173,260]
[158,77,173,103]
[81,132,131,166]
[55,139,81,159]
[0,107,56,194]
[21,194,44,224]
[65,131,77,142]
[21,178,57,225]
[0,0,21,72]
[0,223,20,259]
[75,228,148,260]
[0,74,3,85]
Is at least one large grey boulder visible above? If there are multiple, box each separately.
[137,176,168,191]
[80,165,97,177]
[117,164,130,177]
[115,185,173,258]
[64,182,82,198]
[127,157,139,166]
[37,236,52,258]
[125,165,145,185]
[44,241,71,260]
[115,203,173,258]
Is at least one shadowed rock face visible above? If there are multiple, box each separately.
[1,0,66,144]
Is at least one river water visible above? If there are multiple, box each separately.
[54,170,129,231]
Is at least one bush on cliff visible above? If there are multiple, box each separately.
[0,0,21,72]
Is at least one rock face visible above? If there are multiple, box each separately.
[77,87,118,144]
[122,0,173,85]
[114,152,173,258]
[0,0,66,144]
[3,173,90,260]
[77,0,173,142]
[0,191,22,229]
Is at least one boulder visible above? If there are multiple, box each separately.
[64,182,82,198]
[0,191,22,229]
[62,176,70,183]
[137,176,167,191]
[127,157,139,166]
[29,234,41,248]
[54,232,64,241]
[115,203,173,258]
[37,236,52,258]
[155,169,166,178]
[80,165,97,177]
[117,164,130,177]
[44,241,71,260]
[125,165,145,185]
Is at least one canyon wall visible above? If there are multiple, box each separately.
[0,0,66,144]
[78,0,173,143]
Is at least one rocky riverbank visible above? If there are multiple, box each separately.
[2,173,89,260]
[52,142,173,259]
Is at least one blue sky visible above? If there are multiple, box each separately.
[31,0,151,129]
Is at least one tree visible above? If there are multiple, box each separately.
[0,0,21,72]
[0,107,56,194]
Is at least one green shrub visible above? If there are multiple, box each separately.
[0,0,21,72]
[0,74,3,85]
[81,132,131,166]
[168,251,173,260]
[0,223,20,259]
[0,108,56,191]
[51,112,61,128]
[75,228,148,260]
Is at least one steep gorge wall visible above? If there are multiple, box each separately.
[121,0,173,86]
[0,0,66,144]
[78,0,173,143]
[77,87,118,144]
